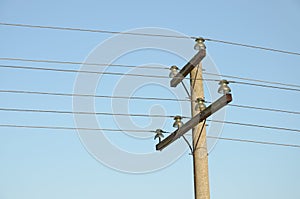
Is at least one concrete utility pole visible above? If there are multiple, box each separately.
[155,38,232,199]
[190,63,210,199]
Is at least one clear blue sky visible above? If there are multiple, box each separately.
[1,0,300,199]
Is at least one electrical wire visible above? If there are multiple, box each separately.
[208,119,300,133]
[0,123,300,149]
[228,104,300,115]
[0,22,192,39]
[0,64,218,81]
[1,57,300,90]
[1,89,300,115]
[2,63,300,92]
[206,136,300,149]
[230,80,300,92]
[0,107,184,118]
[0,124,155,132]
[203,71,300,89]
[0,64,175,79]
[204,38,300,56]
[1,22,300,56]
[1,22,300,150]
[0,89,190,102]
[182,135,193,153]
[0,57,169,70]
[1,107,300,133]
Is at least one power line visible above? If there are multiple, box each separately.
[1,107,300,133]
[0,124,154,132]
[204,38,300,56]
[0,107,180,118]
[0,56,132,69]
[203,71,300,89]
[0,90,190,102]
[1,89,300,115]
[231,80,300,92]
[0,57,297,89]
[1,22,300,56]
[2,63,300,92]
[206,135,300,149]
[0,123,300,149]
[1,57,300,90]
[0,89,190,102]
[0,64,218,81]
[0,57,168,70]
[0,64,171,79]
[0,22,192,39]
[208,119,300,133]
[228,104,300,115]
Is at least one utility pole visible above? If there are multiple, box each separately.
[190,63,210,199]
[155,38,232,199]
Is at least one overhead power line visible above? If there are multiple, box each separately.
[228,104,300,115]
[0,124,300,149]
[0,107,180,118]
[0,89,190,102]
[0,22,192,39]
[208,119,300,133]
[0,57,168,70]
[203,72,300,89]
[1,89,300,115]
[0,124,155,132]
[1,63,300,92]
[206,135,300,149]
[1,22,300,56]
[231,81,300,92]
[204,38,300,56]
[1,57,300,90]
[1,107,300,133]
[0,64,218,81]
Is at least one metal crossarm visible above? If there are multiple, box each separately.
[170,49,206,87]
[156,93,232,151]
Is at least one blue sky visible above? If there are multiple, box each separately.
[1,0,300,199]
